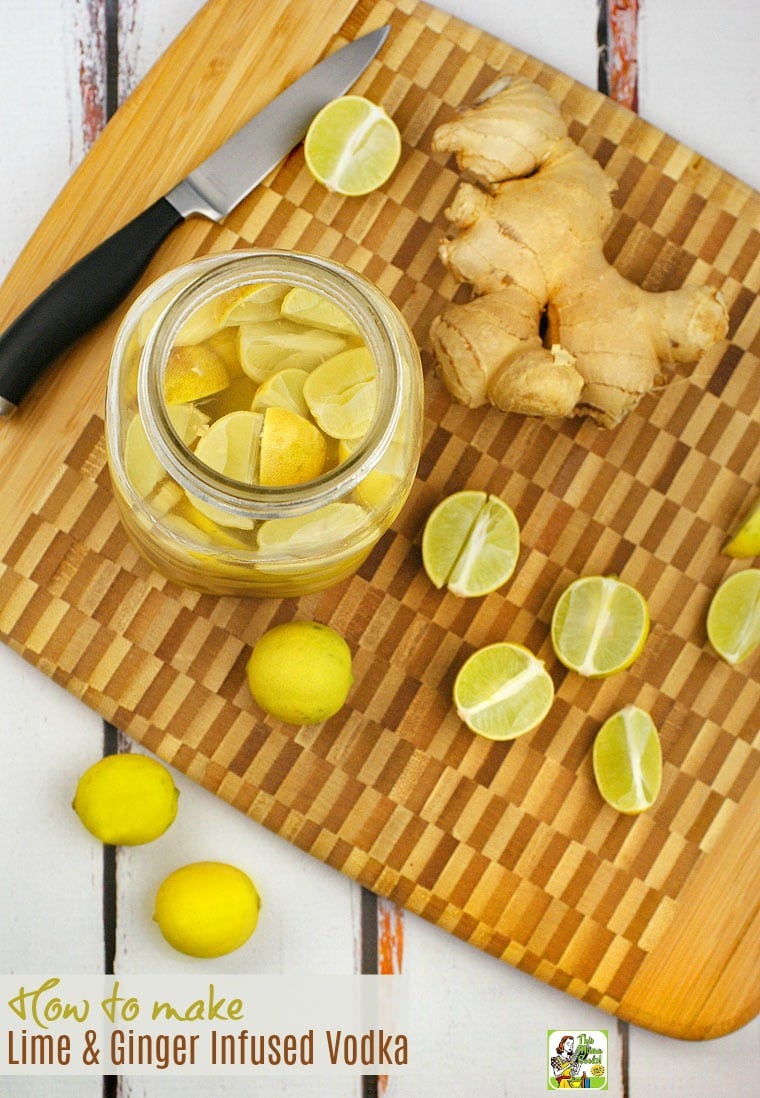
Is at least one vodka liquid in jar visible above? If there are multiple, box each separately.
[105,250,424,597]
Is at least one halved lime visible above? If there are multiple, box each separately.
[453,642,554,740]
[304,95,401,197]
[551,575,649,677]
[593,705,662,814]
[706,568,760,665]
[422,490,520,598]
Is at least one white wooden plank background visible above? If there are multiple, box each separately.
[1,2,759,1097]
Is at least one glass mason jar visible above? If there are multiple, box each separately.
[105,250,423,597]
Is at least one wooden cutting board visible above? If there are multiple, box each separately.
[1,0,758,1040]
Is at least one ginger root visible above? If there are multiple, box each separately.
[429,76,729,427]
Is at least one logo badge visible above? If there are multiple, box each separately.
[547,1029,608,1089]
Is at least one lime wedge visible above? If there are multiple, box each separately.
[723,494,760,559]
[186,410,264,530]
[257,502,367,553]
[238,321,347,382]
[706,568,760,665]
[163,343,230,405]
[205,327,245,377]
[194,410,263,485]
[303,347,377,439]
[339,436,406,510]
[280,287,359,335]
[135,280,217,348]
[214,283,288,326]
[252,368,310,418]
[593,705,662,814]
[124,405,208,499]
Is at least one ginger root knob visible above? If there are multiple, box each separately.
[430,75,728,427]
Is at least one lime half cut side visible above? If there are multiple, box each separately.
[453,642,554,740]
[551,575,649,677]
[304,95,401,196]
[706,568,760,665]
[422,490,520,598]
[592,705,662,814]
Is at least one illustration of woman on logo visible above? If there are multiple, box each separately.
[550,1035,589,1088]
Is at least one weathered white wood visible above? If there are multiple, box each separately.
[629,1020,760,1097]
[0,649,105,968]
[114,746,362,1098]
[639,0,760,189]
[0,9,108,1097]
[435,0,600,88]
[0,0,102,273]
[388,911,625,1096]
[116,0,207,102]
[0,648,105,1098]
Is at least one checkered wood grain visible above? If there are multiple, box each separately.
[1,0,758,1037]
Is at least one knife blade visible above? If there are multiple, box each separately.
[0,24,389,417]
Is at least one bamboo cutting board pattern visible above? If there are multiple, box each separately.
[1,0,759,1040]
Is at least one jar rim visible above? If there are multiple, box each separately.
[137,249,405,520]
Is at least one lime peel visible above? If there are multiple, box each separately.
[73,754,179,846]
[153,861,260,958]
[723,493,760,558]
[246,620,353,725]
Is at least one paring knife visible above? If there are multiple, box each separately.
[0,25,389,417]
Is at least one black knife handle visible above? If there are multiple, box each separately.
[0,196,184,415]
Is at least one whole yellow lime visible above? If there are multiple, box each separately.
[73,753,179,845]
[246,620,353,725]
[153,861,261,958]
